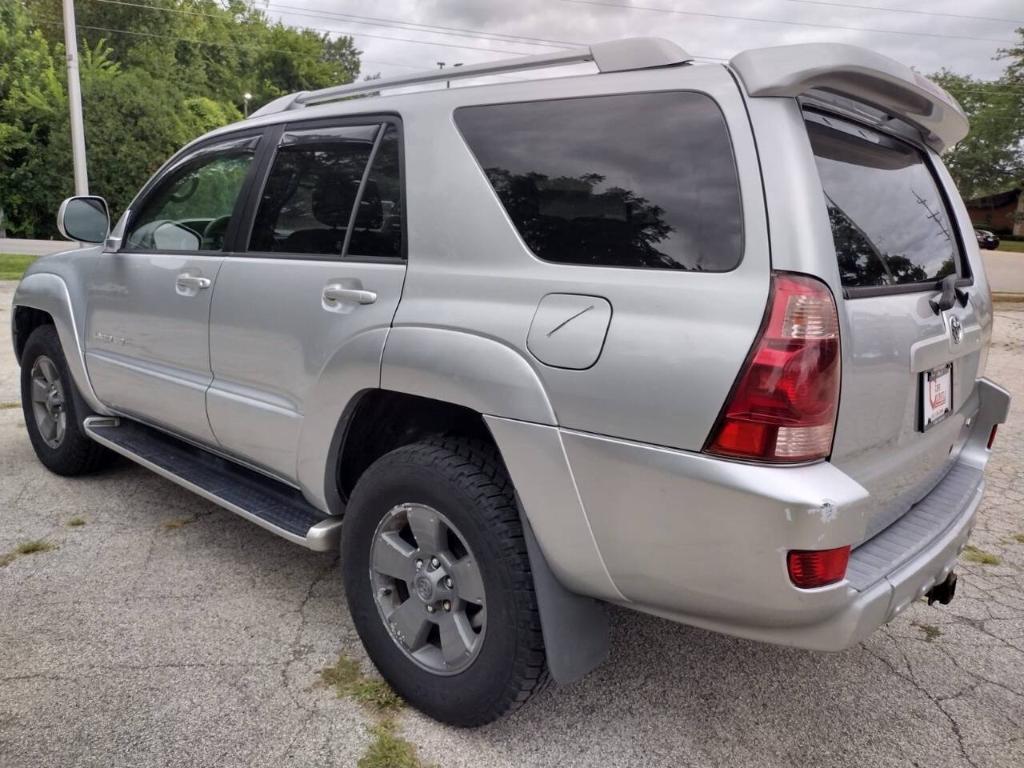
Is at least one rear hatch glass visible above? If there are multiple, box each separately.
[806,111,981,541]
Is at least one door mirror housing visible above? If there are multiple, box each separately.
[57,196,110,243]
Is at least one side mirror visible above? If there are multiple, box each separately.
[57,196,110,243]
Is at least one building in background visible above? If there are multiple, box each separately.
[965,188,1024,236]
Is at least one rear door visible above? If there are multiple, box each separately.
[206,118,406,481]
[805,111,985,540]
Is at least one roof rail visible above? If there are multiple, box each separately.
[250,37,692,118]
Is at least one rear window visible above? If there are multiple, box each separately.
[806,113,962,290]
[455,92,743,271]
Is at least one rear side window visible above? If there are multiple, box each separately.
[248,124,378,256]
[455,92,743,271]
[806,113,962,289]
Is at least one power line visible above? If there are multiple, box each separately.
[772,0,1024,25]
[261,2,579,49]
[558,0,1017,45]
[88,0,559,55]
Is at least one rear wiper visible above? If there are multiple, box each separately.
[928,273,968,315]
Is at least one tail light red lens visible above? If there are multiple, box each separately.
[787,546,851,589]
[705,272,841,463]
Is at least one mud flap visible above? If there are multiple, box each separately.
[519,506,610,684]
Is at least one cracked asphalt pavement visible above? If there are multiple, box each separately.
[1,279,1023,767]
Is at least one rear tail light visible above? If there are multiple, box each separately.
[705,272,840,463]
[787,546,850,589]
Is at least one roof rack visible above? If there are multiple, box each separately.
[251,37,692,118]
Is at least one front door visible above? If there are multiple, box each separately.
[207,120,406,480]
[85,134,262,444]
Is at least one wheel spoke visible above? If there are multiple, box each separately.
[438,612,475,665]
[406,505,446,554]
[39,414,57,442]
[449,556,485,605]
[387,598,432,652]
[53,415,66,446]
[38,358,58,385]
[372,532,417,582]
[30,378,49,403]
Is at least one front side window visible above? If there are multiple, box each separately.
[248,124,380,256]
[807,113,962,289]
[125,137,257,252]
[455,92,743,271]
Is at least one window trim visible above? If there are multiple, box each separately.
[119,129,267,257]
[452,89,746,274]
[235,113,407,264]
[804,108,973,300]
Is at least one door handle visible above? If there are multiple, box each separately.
[176,274,211,290]
[323,284,377,305]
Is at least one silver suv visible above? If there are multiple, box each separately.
[12,38,1010,726]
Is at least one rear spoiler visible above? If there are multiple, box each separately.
[729,43,968,152]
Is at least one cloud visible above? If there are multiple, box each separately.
[265,0,1020,80]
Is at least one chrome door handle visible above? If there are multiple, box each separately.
[323,284,377,305]
[176,274,211,290]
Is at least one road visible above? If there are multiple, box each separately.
[1,279,1023,767]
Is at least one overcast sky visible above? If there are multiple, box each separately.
[264,0,1023,83]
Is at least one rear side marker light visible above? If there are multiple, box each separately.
[705,272,841,463]
[987,425,998,450]
[787,546,851,589]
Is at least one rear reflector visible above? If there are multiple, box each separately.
[705,272,841,463]
[988,425,998,450]
[787,546,851,589]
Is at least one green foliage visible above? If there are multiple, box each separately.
[321,655,404,714]
[931,28,1024,200]
[358,721,429,768]
[0,0,360,237]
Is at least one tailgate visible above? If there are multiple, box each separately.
[805,111,988,541]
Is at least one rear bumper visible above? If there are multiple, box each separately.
[560,378,1010,651]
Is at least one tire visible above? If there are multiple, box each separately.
[20,325,112,476]
[341,437,548,726]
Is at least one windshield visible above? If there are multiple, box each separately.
[806,112,962,289]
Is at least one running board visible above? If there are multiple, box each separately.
[83,416,342,551]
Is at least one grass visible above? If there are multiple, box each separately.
[68,517,86,527]
[321,655,403,714]
[1,539,57,567]
[0,253,35,280]
[912,621,943,643]
[1013,533,1024,544]
[358,720,428,768]
[962,545,1001,565]
[162,515,197,530]
[0,402,20,410]
[996,240,1024,254]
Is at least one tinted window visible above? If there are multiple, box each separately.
[348,125,403,259]
[249,124,378,256]
[455,92,743,271]
[126,137,257,252]
[807,114,962,288]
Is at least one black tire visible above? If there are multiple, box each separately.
[20,324,113,476]
[341,437,548,726]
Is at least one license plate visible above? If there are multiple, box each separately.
[921,363,953,431]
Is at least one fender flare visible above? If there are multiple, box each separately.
[12,273,111,415]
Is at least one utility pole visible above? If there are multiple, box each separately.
[62,0,89,195]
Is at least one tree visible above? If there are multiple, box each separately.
[0,0,361,237]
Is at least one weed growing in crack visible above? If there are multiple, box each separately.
[162,516,197,531]
[0,401,20,410]
[321,655,403,713]
[962,545,1001,565]
[358,720,430,768]
[1,539,57,567]
[1013,533,1024,544]
[912,622,942,642]
[68,517,86,527]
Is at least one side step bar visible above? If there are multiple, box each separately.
[83,416,342,551]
